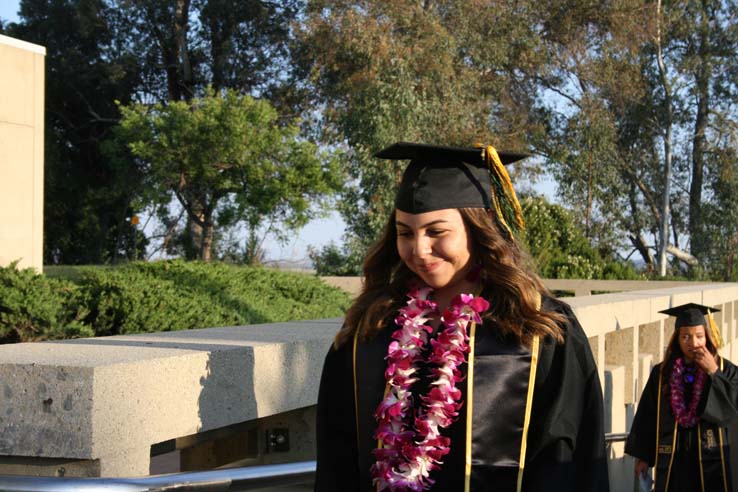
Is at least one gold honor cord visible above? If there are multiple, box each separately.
[659,362,678,492]
[664,422,678,492]
[719,358,729,492]
[353,329,361,457]
[719,428,728,492]
[654,369,662,474]
[464,321,477,492]
[697,423,706,492]
[516,335,540,492]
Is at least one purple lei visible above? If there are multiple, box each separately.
[669,357,707,428]
[370,284,489,491]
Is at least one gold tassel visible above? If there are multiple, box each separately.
[707,309,724,349]
[489,185,514,237]
[479,144,525,232]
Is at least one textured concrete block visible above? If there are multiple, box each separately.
[0,364,94,459]
[0,319,341,477]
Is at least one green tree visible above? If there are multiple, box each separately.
[7,0,144,264]
[5,0,307,263]
[112,0,303,102]
[520,0,738,278]
[520,196,642,280]
[111,89,342,261]
[298,0,545,272]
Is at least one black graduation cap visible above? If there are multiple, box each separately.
[374,142,529,233]
[659,303,719,328]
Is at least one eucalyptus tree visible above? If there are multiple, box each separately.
[297,0,545,271]
[527,0,738,277]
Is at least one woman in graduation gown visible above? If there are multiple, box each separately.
[626,303,738,492]
[314,142,609,492]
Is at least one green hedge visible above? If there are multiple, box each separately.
[0,262,93,343]
[2,261,351,344]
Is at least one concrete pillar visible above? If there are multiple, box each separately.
[636,353,653,401]
[606,326,637,405]
[604,365,626,449]
[588,335,606,391]
[662,317,675,358]
[604,365,631,492]
[638,321,662,363]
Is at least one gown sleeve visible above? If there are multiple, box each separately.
[625,364,661,466]
[701,358,738,427]
[314,340,361,491]
[573,357,610,492]
[523,299,610,492]
[566,306,610,492]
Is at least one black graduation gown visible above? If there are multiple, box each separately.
[314,296,609,492]
[625,359,738,492]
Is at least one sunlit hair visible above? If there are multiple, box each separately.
[334,207,565,349]
[660,322,718,390]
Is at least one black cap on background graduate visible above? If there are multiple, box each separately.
[374,142,529,237]
[659,302,724,348]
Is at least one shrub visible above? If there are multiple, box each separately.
[71,261,351,337]
[0,262,93,343]
[2,261,351,343]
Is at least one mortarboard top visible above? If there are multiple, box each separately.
[658,302,720,328]
[374,142,529,234]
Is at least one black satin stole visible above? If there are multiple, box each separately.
[353,321,534,491]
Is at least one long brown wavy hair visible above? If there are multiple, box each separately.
[660,322,719,392]
[334,207,566,348]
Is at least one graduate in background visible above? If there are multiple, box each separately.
[625,303,738,492]
[314,142,609,492]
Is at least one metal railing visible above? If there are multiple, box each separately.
[605,432,629,443]
[0,433,629,492]
[0,461,314,492]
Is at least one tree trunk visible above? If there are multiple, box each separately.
[187,209,204,261]
[690,0,710,259]
[175,0,193,97]
[666,245,699,266]
[200,216,214,262]
[655,0,674,277]
[585,152,593,239]
[159,0,192,101]
[629,233,655,270]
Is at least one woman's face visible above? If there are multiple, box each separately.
[677,324,707,362]
[395,208,473,292]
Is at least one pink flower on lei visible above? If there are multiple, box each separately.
[370,283,489,491]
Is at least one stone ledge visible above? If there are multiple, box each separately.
[0,319,341,465]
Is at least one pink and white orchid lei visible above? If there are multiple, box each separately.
[370,283,490,491]
[669,357,707,427]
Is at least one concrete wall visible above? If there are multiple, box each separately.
[0,34,45,272]
[321,276,716,299]
[1,282,737,491]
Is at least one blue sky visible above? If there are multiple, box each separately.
[0,2,19,23]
